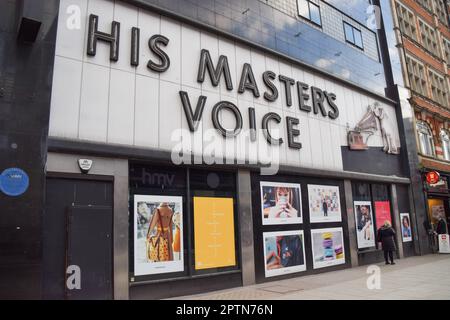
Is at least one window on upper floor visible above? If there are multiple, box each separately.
[419,19,440,57]
[297,0,322,26]
[406,55,428,96]
[417,121,436,156]
[417,0,434,12]
[343,21,364,49]
[444,38,450,65]
[428,70,448,107]
[396,2,418,41]
[441,129,450,160]
[435,0,449,26]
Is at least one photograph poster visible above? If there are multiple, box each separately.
[263,230,306,277]
[354,201,376,249]
[134,195,184,276]
[374,201,392,230]
[260,181,302,225]
[400,213,413,242]
[308,184,342,223]
[311,228,345,269]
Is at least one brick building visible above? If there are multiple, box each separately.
[390,0,450,234]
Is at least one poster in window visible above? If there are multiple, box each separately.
[374,201,392,229]
[263,230,306,278]
[311,227,345,269]
[133,195,184,276]
[308,184,342,223]
[354,201,376,249]
[193,197,236,270]
[260,181,302,225]
[400,213,412,242]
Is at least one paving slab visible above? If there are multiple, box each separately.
[169,254,450,300]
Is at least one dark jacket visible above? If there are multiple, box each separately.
[377,226,396,251]
[436,219,448,235]
[279,236,304,267]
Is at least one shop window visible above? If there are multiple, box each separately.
[352,183,392,251]
[435,0,449,26]
[428,70,448,107]
[343,22,364,49]
[395,2,418,41]
[129,163,239,282]
[441,129,450,161]
[405,55,427,96]
[189,169,239,276]
[297,0,322,26]
[419,18,439,57]
[417,121,436,157]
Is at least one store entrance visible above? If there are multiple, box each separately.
[427,196,450,233]
[43,176,113,299]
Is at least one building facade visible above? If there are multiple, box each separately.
[0,0,429,299]
[386,0,450,243]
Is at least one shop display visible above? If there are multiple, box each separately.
[263,230,306,277]
[193,197,236,270]
[307,184,342,223]
[311,228,345,269]
[133,195,184,276]
[354,201,376,249]
[260,181,302,225]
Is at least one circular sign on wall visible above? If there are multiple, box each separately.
[426,171,440,185]
[0,168,29,196]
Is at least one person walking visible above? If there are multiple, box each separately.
[436,216,448,235]
[377,220,396,265]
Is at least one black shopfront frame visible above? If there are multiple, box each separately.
[251,171,351,284]
[128,161,242,295]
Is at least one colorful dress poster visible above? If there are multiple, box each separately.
[134,195,184,276]
[308,184,342,223]
[311,228,345,269]
[193,197,236,270]
[374,201,392,229]
[400,213,412,242]
[263,230,306,277]
[260,181,302,225]
[354,201,376,249]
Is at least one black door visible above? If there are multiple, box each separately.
[43,177,113,300]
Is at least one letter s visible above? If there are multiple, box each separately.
[148,35,170,72]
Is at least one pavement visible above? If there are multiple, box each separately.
[171,254,450,300]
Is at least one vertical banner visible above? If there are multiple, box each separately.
[133,195,184,276]
[400,213,412,242]
[193,197,236,270]
[374,201,392,229]
[354,201,376,249]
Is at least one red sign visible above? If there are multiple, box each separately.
[375,201,392,229]
[426,171,440,185]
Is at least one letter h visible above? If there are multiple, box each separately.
[87,14,120,61]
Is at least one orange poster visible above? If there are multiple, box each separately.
[193,197,236,270]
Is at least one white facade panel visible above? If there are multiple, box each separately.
[49,0,400,172]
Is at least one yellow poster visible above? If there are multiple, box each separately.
[193,197,236,270]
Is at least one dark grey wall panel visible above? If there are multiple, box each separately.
[0,0,59,299]
[341,147,407,177]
